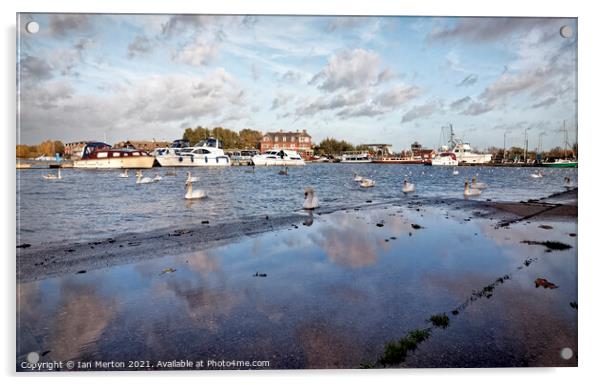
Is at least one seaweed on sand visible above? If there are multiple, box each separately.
[429,313,450,328]
[521,240,572,250]
[378,328,431,366]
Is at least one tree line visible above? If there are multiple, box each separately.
[16,140,65,158]
[182,126,263,150]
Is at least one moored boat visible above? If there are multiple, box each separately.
[154,137,230,167]
[430,152,459,166]
[541,159,578,168]
[340,152,372,163]
[443,124,492,164]
[73,142,155,169]
[252,149,305,166]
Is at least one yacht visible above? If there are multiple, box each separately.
[73,142,155,169]
[444,125,492,164]
[542,158,578,168]
[252,149,305,166]
[340,152,372,163]
[155,137,230,167]
[430,152,459,166]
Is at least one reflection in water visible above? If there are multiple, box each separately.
[17,204,577,369]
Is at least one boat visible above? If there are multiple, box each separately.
[443,124,492,164]
[73,142,155,169]
[154,137,230,167]
[541,159,578,168]
[430,152,459,166]
[371,157,423,164]
[252,149,305,166]
[340,152,372,163]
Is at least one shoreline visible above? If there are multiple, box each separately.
[17,188,577,283]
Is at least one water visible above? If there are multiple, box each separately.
[16,164,577,245]
[16,205,578,369]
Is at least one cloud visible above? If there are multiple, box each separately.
[309,48,382,91]
[49,14,92,36]
[325,16,365,32]
[19,55,53,81]
[127,35,152,58]
[462,101,494,116]
[531,97,557,109]
[280,70,302,83]
[296,91,368,116]
[161,15,210,37]
[428,17,564,43]
[174,36,218,66]
[374,85,420,108]
[457,74,478,87]
[401,101,439,123]
[271,93,293,110]
[450,96,472,109]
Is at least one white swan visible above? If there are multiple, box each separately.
[402,179,415,193]
[185,181,206,200]
[353,172,363,182]
[452,168,459,176]
[530,170,543,178]
[303,187,319,209]
[359,178,375,188]
[186,171,199,183]
[42,168,61,180]
[119,169,129,178]
[152,173,163,182]
[136,171,153,184]
[471,176,488,190]
[464,181,482,197]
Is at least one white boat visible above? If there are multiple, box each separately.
[154,138,230,167]
[443,124,492,165]
[431,152,459,166]
[341,152,372,163]
[73,142,155,169]
[252,149,305,166]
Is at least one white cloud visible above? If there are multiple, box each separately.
[310,48,382,91]
[174,36,219,66]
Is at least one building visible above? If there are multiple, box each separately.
[64,141,90,159]
[259,129,313,158]
[410,142,436,161]
[113,140,171,152]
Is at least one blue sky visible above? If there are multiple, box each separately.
[17,14,577,151]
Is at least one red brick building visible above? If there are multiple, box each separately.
[259,129,313,158]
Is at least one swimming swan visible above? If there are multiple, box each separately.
[359,178,375,188]
[186,171,199,183]
[119,169,129,178]
[42,168,61,180]
[464,181,482,197]
[303,187,319,209]
[452,168,459,176]
[471,176,488,189]
[530,171,543,178]
[152,173,163,182]
[136,171,153,184]
[278,166,289,175]
[185,181,206,200]
[402,179,415,193]
[353,172,363,182]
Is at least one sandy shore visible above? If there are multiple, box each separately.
[16,188,577,283]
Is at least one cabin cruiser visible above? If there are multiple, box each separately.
[154,137,230,167]
[340,152,372,163]
[252,149,305,166]
[443,125,492,164]
[73,142,155,169]
[430,152,459,166]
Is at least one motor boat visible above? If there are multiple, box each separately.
[155,137,230,167]
[340,152,372,163]
[431,152,459,166]
[252,149,305,166]
[73,142,155,169]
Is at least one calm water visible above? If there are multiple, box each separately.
[16,164,577,245]
[17,205,577,369]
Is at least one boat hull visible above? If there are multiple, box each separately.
[73,156,155,169]
[340,160,372,163]
[156,155,231,167]
[252,157,305,166]
[371,159,422,164]
[542,162,578,168]
[431,159,459,166]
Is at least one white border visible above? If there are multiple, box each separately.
[3,1,601,384]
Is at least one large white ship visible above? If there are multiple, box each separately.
[441,125,492,165]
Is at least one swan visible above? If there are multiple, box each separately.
[471,176,488,190]
[185,181,206,200]
[186,171,199,183]
[530,170,543,178]
[452,168,459,176]
[119,169,129,178]
[402,179,415,193]
[464,181,482,198]
[303,187,319,209]
[359,178,375,188]
[353,172,363,182]
[136,171,153,184]
[42,168,61,180]
[152,173,163,182]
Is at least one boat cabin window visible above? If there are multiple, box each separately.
[112,152,121,157]
[133,152,140,156]
[97,152,108,158]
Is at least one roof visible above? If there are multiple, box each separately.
[263,130,311,139]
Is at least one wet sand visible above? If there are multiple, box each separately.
[17,188,578,369]
[17,188,577,283]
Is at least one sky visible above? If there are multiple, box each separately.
[17,14,577,152]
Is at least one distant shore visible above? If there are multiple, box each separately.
[16,188,577,283]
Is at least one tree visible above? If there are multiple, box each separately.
[237,128,262,149]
